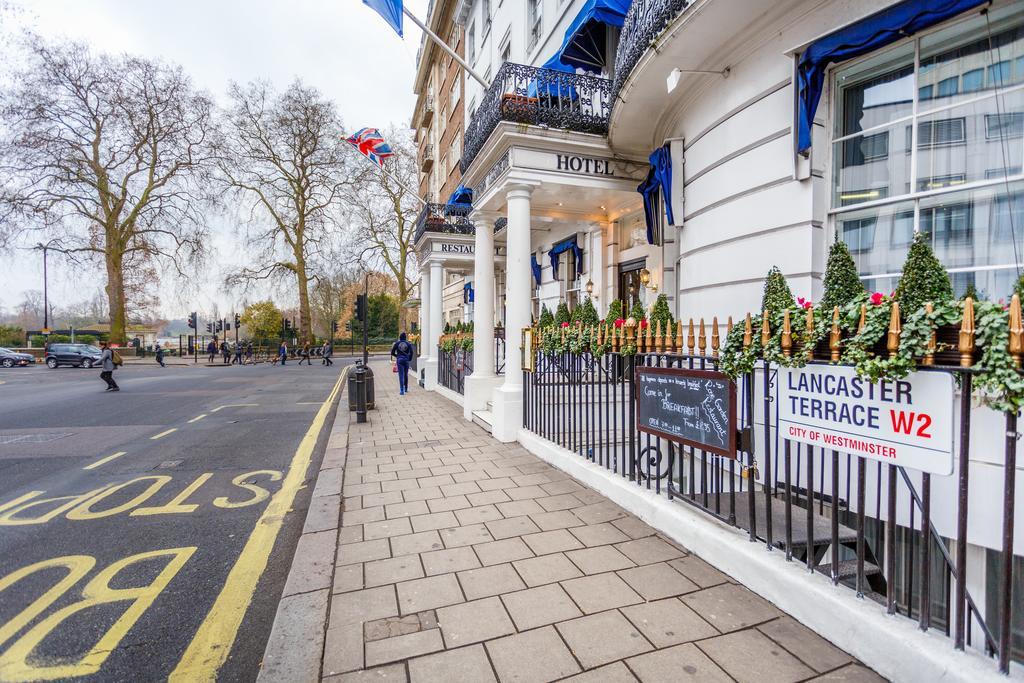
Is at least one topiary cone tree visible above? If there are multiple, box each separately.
[649,293,673,331]
[894,231,953,316]
[605,299,624,322]
[538,304,554,327]
[555,301,571,325]
[572,297,599,326]
[629,298,647,323]
[761,266,795,317]
[821,240,865,310]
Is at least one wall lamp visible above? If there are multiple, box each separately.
[667,66,730,93]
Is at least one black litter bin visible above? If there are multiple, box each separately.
[347,362,375,412]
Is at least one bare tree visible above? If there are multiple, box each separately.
[344,127,420,330]
[0,37,216,343]
[310,261,361,340]
[219,79,353,344]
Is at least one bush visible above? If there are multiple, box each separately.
[649,294,673,332]
[894,232,952,315]
[821,240,864,310]
[571,298,599,326]
[1015,273,1024,303]
[554,301,571,325]
[629,299,646,323]
[961,281,980,302]
[605,299,623,322]
[538,304,554,327]
[760,266,795,317]
[0,325,24,347]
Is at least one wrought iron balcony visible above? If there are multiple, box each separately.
[612,0,690,105]
[421,143,435,172]
[422,95,435,126]
[414,202,475,244]
[461,62,613,173]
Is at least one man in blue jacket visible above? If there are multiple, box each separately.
[390,332,414,395]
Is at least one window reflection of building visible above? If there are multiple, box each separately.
[831,7,1024,301]
[558,249,579,310]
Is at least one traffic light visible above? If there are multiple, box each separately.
[206,322,213,334]
[217,320,223,332]
[234,313,241,328]
[284,319,292,332]
[355,294,368,322]
[187,312,197,329]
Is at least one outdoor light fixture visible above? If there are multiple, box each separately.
[639,268,657,293]
[667,66,730,94]
[585,279,596,299]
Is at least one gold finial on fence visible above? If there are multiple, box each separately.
[743,314,752,349]
[687,318,695,354]
[1010,294,1023,368]
[959,297,975,368]
[663,320,671,352]
[698,318,707,356]
[830,306,841,362]
[781,309,792,358]
[625,317,636,349]
[887,301,901,358]
[645,319,653,352]
[654,320,662,352]
[712,316,720,358]
[675,320,683,352]
[727,316,734,337]
[597,323,604,347]
[760,310,770,348]
[857,303,867,334]
[612,323,620,351]
[923,303,936,366]
[805,307,815,360]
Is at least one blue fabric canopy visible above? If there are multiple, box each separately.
[463,281,474,303]
[637,146,673,245]
[796,0,985,154]
[549,237,584,280]
[528,55,580,99]
[446,184,473,207]
[553,0,631,73]
[531,254,542,286]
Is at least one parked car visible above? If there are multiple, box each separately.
[45,343,103,369]
[0,347,34,368]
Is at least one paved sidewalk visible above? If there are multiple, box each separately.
[309,363,885,682]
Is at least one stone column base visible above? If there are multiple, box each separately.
[490,385,523,443]
[463,374,503,421]
[422,359,438,390]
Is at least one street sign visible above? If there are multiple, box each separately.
[41,328,51,335]
[636,366,737,458]
[777,365,954,475]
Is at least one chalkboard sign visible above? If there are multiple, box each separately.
[636,367,737,458]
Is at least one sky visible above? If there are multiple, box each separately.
[0,0,427,323]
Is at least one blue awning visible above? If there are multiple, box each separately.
[796,0,986,154]
[463,280,474,303]
[549,237,584,280]
[638,146,673,245]
[528,55,580,99]
[531,254,542,286]
[446,184,473,207]
[553,0,631,73]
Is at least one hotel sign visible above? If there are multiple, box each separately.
[777,365,954,475]
[514,148,647,181]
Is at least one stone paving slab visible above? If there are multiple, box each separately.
[266,362,884,682]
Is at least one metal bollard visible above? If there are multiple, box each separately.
[353,361,367,423]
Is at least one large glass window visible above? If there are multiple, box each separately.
[831,6,1024,299]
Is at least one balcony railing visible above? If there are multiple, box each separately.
[413,202,474,244]
[422,95,435,126]
[420,143,435,172]
[461,62,613,173]
[612,0,689,106]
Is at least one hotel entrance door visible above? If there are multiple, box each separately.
[617,259,645,315]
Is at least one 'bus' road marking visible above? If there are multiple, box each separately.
[170,365,348,681]
[188,414,207,423]
[150,429,177,441]
[83,452,127,470]
[210,404,259,413]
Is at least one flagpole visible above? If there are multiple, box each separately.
[344,141,427,208]
[402,7,488,88]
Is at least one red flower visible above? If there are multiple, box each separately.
[614,318,624,328]
[797,297,812,310]
[560,321,570,328]
[870,292,885,305]
[639,319,648,329]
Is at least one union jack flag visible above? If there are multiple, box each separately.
[345,128,394,167]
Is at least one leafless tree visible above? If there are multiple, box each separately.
[218,79,353,344]
[310,260,362,340]
[343,126,420,330]
[0,37,216,343]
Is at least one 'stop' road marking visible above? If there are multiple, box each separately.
[150,428,177,440]
[210,404,259,413]
[83,451,127,470]
[188,414,207,423]
[170,365,348,682]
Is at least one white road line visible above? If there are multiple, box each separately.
[188,414,207,423]
[83,451,127,470]
[150,428,178,440]
[210,403,259,413]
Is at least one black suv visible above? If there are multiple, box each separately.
[45,343,104,369]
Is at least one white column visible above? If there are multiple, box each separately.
[418,266,431,365]
[464,212,501,419]
[491,185,534,441]
[423,260,444,390]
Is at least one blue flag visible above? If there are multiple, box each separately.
[363,0,403,37]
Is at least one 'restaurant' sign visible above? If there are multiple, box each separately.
[777,365,954,475]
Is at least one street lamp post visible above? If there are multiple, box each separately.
[33,240,60,339]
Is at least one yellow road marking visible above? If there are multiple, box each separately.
[210,403,259,413]
[170,365,348,681]
[150,428,177,441]
[188,414,207,423]
[83,452,127,471]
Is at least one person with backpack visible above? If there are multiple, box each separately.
[298,341,312,365]
[220,340,230,364]
[206,339,217,364]
[155,344,166,368]
[278,340,288,365]
[99,341,120,391]
[233,342,243,365]
[322,340,333,366]
[245,341,254,365]
[390,332,414,395]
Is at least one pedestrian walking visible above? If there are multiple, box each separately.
[299,342,312,365]
[207,340,217,364]
[155,345,166,368]
[278,341,288,365]
[322,340,333,366]
[99,341,120,392]
[220,340,230,364]
[390,332,414,395]
[245,342,254,365]
[233,342,243,365]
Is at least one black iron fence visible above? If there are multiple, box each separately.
[413,202,474,245]
[523,347,1021,672]
[437,332,508,395]
[612,0,690,106]
[461,62,613,173]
